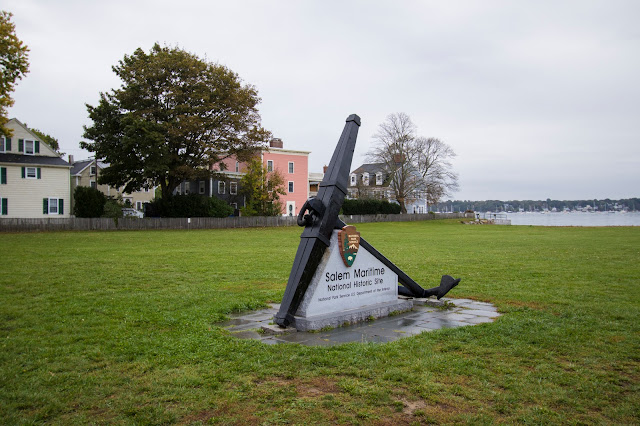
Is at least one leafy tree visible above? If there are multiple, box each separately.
[30,128,63,155]
[73,186,107,217]
[0,11,29,136]
[367,113,459,213]
[240,157,286,216]
[81,43,271,200]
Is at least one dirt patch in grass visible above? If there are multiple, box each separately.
[253,376,341,398]
[296,377,341,398]
[179,409,216,424]
[399,398,427,415]
[384,398,478,425]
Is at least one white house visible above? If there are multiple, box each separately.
[349,163,428,213]
[70,158,155,214]
[0,118,71,218]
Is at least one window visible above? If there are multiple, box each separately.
[0,197,7,215]
[90,166,97,176]
[235,161,239,172]
[230,182,237,195]
[267,160,273,172]
[90,180,96,189]
[230,203,238,210]
[288,162,294,173]
[0,136,9,152]
[376,172,383,185]
[184,182,190,195]
[24,140,34,155]
[43,198,63,215]
[136,201,143,211]
[22,167,40,179]
[18,139,38,154]
[350,174,356,186]
[218,181,225,194]
[199,181,205,194]
[288,181,294,193]
[362,172,369,186]
[144,186,150,193]
[1,167,6,184]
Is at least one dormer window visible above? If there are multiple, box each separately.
[376,172,383,185]
[24,140,34,155]
[18,139,38,155]
[350,174,356,186]
[362,172,369,186]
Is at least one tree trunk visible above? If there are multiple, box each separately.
[397,197,407,214]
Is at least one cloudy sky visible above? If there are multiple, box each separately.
[5,0,639,201]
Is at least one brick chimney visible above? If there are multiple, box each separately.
[393,154,405,163]
[68,154,74,164]
[323,165,328,174]
[270,138,283,148]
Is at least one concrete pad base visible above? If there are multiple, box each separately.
[291,299,414,331]
[260,323,297,335]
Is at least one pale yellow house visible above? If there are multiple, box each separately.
[70,158,155,213]
[0,118,71,218]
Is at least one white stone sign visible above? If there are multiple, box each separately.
[295,230,400,320]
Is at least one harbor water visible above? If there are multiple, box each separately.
[505,211,640,226]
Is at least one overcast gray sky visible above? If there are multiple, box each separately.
[5,0,639,201]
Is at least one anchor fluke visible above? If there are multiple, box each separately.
[436,275,461,299]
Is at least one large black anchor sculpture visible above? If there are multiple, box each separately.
[274,114,460,328]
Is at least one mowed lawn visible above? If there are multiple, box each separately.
[1,220,638,424]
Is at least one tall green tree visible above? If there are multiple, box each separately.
[0,11,29,136]
[240,157,286,216]
[81,43,270,200]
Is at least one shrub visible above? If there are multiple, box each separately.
[145,194,233,218]
[342,199,401,215]
[73,186,107,217]
[102,199,123,219]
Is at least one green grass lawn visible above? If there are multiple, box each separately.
[1,221,638,424]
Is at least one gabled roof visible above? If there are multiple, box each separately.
[70,159,108,176]
[351,163,387,175]
[0,153,70,167]
[349,163,391,188]
[3,118,57,154]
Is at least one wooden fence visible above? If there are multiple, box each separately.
[0,212,472,233]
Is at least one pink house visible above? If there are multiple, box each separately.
[262,138,309,216]
[211,139,310,216]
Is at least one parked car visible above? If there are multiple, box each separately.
[122,208,143,218]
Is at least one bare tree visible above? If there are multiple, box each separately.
[367,113,459,213]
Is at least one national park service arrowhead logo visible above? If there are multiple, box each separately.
[338,225,360,267]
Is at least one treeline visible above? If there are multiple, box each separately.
[434,198,640,213]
